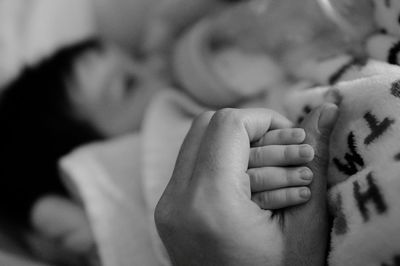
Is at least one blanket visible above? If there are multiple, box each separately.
[285,61,400,266]
[281,2,400,264]
[60,134,162,266]
[0,0,95,88]
[60,89,205,266]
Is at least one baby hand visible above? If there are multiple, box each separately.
[30,196,95,260]
[248,128,314,210]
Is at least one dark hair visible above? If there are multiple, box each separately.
[0,39,104,227]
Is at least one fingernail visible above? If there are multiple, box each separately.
[318,104,339,133]
[300,188,311,199]
[299,145,314,158]
[292,128,306,141]
[300,168,313,180]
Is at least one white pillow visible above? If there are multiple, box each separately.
[0,0,96,89]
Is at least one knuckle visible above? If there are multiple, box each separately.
[286,188,298,203]
[154,200,168,227]
[250,147,263,166]
[283,146,291,161]
[212,108,242,127]
[257,171,266,187]
[247,169,256,182]
[193,111,214,128]
[275,190,287,203]
[285,169,293,184]
[262,194,271,207]
[263,192,272,205]
[287,168,301,184]
[251,170,264,187]
[285,189,292,202]
[154,198,180,232]
[256,193,269,208]
[267,189,285,205]
[261,191,275,208]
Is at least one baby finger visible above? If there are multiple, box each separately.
[251,187,311,210]
[252,128,305,147]
[249,144,314,168]
[247,166,313,193]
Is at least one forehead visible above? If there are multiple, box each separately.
[69,44,138,99]
[64,42,161,136]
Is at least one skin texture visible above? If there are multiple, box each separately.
[283,104,338,266]
[248,127,316,210]
[68,44,162,137]
[155,104,338,266]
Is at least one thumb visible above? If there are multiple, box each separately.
[317,103,339,143]
[300,103,338,206]
[302,103,338,153]
[282,103,338,266]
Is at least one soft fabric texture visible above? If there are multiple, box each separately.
[281,2,400,263]
[60,134,162,266]
[284,62,400,266]
[60,89,204,266]
[0,0,95,88]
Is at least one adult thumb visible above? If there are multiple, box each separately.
[282,103,338,266]
[300,103,338,209]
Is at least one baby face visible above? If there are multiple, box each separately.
[67,44,162,137]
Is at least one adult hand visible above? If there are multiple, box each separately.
[155,105,338,266]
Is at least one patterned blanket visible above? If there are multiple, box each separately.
[282,1,400,264]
